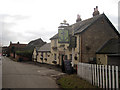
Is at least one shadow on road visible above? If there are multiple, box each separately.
[19,61,62,72]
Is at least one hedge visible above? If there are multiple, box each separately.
[16,50,33,58]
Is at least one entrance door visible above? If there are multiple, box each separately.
[61,54,65,72]
[65,55,67,60]
[61,55,64,65]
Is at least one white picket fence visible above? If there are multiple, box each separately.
[77,63,119,89]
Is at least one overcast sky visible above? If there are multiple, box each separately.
[0,0,119,46]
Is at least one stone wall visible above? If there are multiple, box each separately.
[79,16,119,63]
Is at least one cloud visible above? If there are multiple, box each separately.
[0,14,30,46]
[24,28,57,43]
[0,0,119,46]
[107,14,118,30]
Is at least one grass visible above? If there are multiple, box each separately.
[57,74,97,89]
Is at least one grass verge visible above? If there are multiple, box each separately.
[56,74,97,89]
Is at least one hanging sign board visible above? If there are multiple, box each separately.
[58,29,69,43]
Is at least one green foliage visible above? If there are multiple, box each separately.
[16,50,33,58]
[11,46,15,53]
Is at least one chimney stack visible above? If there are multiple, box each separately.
[17,42,19,44]
[76,14,82,22]
[10,41,12,45]
[93,6,100,17]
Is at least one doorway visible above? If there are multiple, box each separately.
[61,54,65,72]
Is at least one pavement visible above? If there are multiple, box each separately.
[2,56,65,88]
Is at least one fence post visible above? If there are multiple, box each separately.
[77,63,119,89]
[105,65,108,88]
[95,64,97,86]
[99,65,102,88]
[112,66,115,89]
[109,65,111,88]
[97,65,99,87]
[85,64,87,80]
[90,64,92,84]
[116,66,119,89]
[89,64,93,84]
[92,64,94,85]
[102,65,105,88]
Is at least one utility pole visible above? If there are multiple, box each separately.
[72,26,74,67]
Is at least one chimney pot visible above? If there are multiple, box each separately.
[96,6,98,11]
[76,14,82,22]
[93,6,100,17]
[17,42,19,44]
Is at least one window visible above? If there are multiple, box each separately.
[40,52,43,60]
[44,52,47,61]
[54,54,57,60]
[45,52,47,58]
[74,54,77,60]
[69,54,72,60]
[65,55,68,60]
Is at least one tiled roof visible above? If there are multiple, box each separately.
[72,14,103,34]
[50,34,58,40]
[9,43,27,48]
[24,38,46,51]
[96,38,120,54]
[50,13,120,40]
[35,46,40,51]
[38,43,51,52]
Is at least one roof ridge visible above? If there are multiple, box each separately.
[74,14,104,34]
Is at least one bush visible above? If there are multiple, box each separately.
[16,50,33,59]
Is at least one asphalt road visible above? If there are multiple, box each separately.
[2,57,64,88]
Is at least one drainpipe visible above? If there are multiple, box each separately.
[80,35,82,62]
[79,35,80,62]
[79,34,82,62]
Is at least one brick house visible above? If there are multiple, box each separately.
[8,41,27,58]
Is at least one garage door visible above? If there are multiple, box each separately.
[108,56,120,66]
